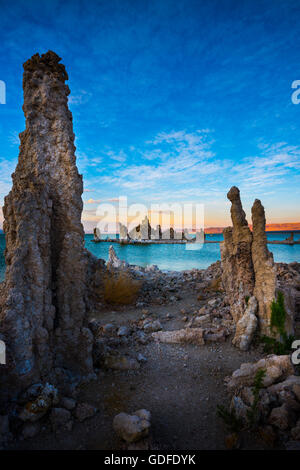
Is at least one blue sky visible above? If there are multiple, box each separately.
[0,0,300,231]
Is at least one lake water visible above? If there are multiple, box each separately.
[1,232,300,281]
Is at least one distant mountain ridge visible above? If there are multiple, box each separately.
[205,222,300,234]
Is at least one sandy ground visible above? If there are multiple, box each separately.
[11,290,270,451]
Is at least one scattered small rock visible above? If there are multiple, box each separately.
[0,415,9,436]
[50,408,71,430]
[75,403,97,422]
[22,422,40,439]
[268,404,290,430]
[61,397,76,411]
[225,355,294,390]
[193,314,211,327]
[102,323,115,335]
[136,331,148,345]
[143,320,162,333]
[137,353,147,363]
[117,326,131,337]
[113,409,151,443]
[104,354,140,370]
[19,383,59,423]
[152,328,204,345]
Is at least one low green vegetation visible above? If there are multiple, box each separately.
[260,291,295,355]
[261,334,295,355]
[246,369,266,428]
[270,291,286,336]
[217,369,266,433]
[216,405,243,433]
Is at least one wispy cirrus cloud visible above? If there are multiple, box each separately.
[76,151,103,172]
[97,129,221,191]
[80,129,300,228]
[233,143,300,190]
[8,131,20,146]
[68,90,92,105]
[106,150,127,163]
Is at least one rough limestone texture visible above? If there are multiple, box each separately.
[128,216,150,240]
[19,383,59,422]
[151,225,162,240]
[232,296,258,350]
[140,216,151,240]
[251,199,277,335]
[119,223,128,240]
[276,262,300,336]
[226,357,299,441]
[220,187,255,324]
[107,245,128,270]
[225,355,294,390]
[93,227,101,242]
[220,187,294,344]
[113,410,151,443]
[152,328,205,345]
[0,51,93,398]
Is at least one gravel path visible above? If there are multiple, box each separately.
[12,291,266,450]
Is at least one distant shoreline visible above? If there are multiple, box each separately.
[1,228,300,236]
[90,238,300,246]
[83,229,300,236]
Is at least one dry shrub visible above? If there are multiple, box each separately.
[206,277,222,292]
[103,271,142,305]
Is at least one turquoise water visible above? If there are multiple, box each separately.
[1,232,300,280]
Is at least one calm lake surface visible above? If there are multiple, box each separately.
[1,232,300,281]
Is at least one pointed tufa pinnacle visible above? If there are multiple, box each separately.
[227,186,249,228]
[251,199,268,245]
[221,188,282,345]
[251,199,276,335]
[0,52,93,398]
[221,187,254,325]
[23,51,68,80]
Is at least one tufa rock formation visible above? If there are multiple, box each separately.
[93,227,101,242]
[119,222,129,240]
[225,354,294,390]
[276,262,300,337]
[107,245,128,270]
[113,409,151,444]
[0,51,94,398]
[251,199,277,335]
[220,187,255,324]
[225,355,300,445]
[232,296,258,351]
[221,186,289,346]
[128,216,151,240]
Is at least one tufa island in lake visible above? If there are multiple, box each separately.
[0,52,299,451]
